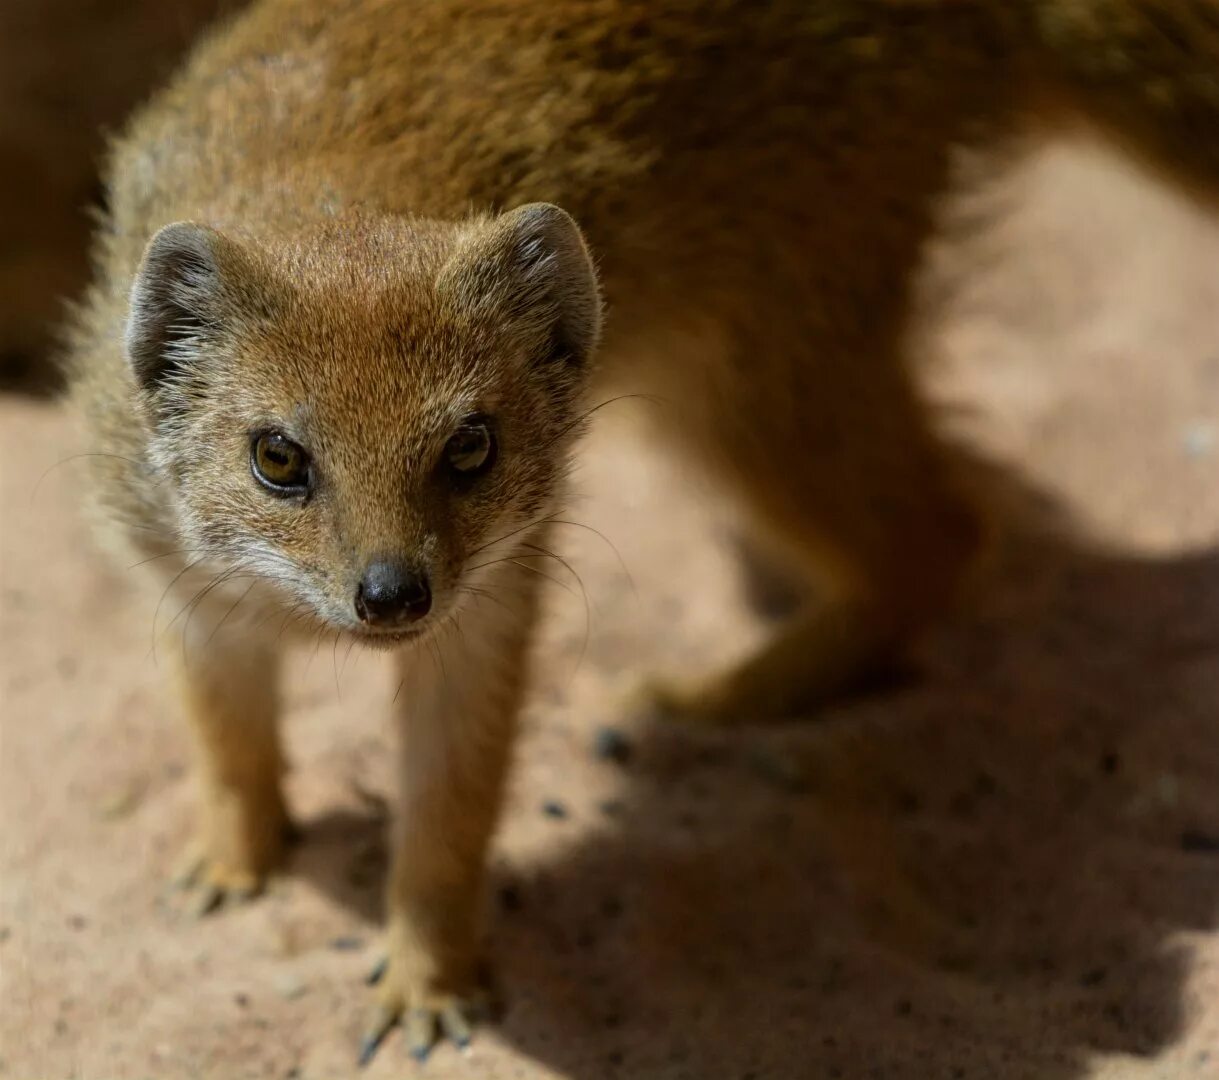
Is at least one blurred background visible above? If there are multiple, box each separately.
[1,5,1218,1079]
[0,0,243,393]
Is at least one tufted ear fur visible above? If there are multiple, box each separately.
[125,221,244,393]
[439,203,602,366]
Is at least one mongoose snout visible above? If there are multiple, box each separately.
[354,558,433,627]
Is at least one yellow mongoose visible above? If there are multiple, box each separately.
[66,0,1219,1062]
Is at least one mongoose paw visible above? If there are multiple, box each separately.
[358,952,497,1065]
[169,818,299,917]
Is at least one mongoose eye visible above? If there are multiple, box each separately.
[444,417,496,480]
[251,431,310,495]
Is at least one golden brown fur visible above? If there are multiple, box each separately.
[65,0,1219,1060]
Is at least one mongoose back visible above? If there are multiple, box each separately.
[67,0,1219,1062]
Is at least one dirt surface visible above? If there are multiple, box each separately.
[2,139,1218,1079]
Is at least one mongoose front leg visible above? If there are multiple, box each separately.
[360,562,540,1063]
[169,631,292,914]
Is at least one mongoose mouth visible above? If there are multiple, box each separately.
[348,624,428,650]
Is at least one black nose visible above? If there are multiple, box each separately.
[354,560,432,626]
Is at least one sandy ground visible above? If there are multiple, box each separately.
[2,139,1219,1080]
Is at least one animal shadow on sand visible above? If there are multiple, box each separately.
[298,521,1219,1079]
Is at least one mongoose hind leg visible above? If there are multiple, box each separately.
[638,339,982,726]
[169,632,293,914]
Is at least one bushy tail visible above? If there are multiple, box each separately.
[1030,1,1219,194]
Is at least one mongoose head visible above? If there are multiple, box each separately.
[125,204,601,645]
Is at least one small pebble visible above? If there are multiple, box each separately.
[272,972,307,1000]
[542,799,568,820]
[598,799,624,819]
[746,745,808,792]
[592,726,634,765]
[1180,830,1219,853]
[96,781,145,821]
[1182,422,1216,459]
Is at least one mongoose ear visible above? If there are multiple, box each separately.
[441,203,602,366]
[126,222,232,392]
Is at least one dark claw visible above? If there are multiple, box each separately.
[365,955,389,986]
[225,883,259,908]
[357,1004,397,1068]
[438,1004,472,1049]
[357,1033,385,1069]
[406,1007,436,1061]
[189,883,224,918]
[170,853,205,890]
